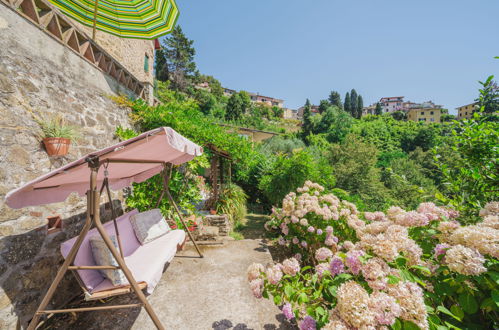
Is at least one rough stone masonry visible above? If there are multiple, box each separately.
[0,6,140,329]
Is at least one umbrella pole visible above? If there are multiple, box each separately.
[92,0,99,40]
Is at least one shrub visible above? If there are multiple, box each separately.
[215,183,248,225]
[249,182,498,329]
[258,150,334,206]
[259,136,306,155]
[328,135,392,210]
[434,114,499,222]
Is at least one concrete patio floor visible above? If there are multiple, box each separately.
[43,239,296,330]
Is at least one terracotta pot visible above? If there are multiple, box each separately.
[43,137,71,156]
[209,209,217,215]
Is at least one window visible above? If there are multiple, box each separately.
[465,112,468,115]
[431,118,434,122]
[421,112,424,115]
[430,111,434,115]
[144,54,149,72]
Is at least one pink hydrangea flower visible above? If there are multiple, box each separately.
[282,257,301,276]
[280,223,289,235]
[301,241,308,248]
[316,229,323,235]
[282,303,294,320]
[307,226,315,233]
[292,237,299,244]
[329,256,345,276]
[326,226,334,234]
[300,316,316,330]
[315,247,333,261]
[434,243,450,259]
[315,263,330,278]
[249,278,263,298]
[266,264,283,285]
[345,250,364,275]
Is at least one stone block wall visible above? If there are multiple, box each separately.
[0,7,135,329]
[203,215,232,236]
[74,21,155,86]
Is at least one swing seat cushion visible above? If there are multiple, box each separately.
[130,208,170,245]
[89,235,128,286]
[61,209,186,294]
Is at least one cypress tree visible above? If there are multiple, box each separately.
[357,95,364,119]
[302,99,313,139]
[344,92,351,114]
[328,91,343,109]
[375,103,382,115]
[350,89,358,117]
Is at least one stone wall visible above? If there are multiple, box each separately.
[0,7,135,329]
[74,22,155,86]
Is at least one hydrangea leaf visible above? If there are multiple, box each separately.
[458,293,479,314]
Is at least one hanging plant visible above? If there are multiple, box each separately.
[37,115,80,156]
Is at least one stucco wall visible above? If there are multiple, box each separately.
[0,7,134,329]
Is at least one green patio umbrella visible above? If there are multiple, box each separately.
[47,0,179,40]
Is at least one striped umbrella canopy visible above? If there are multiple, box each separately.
[47,0,179,40]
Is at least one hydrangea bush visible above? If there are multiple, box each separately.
[248,181,499,330]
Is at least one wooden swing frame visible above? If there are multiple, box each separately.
[27,156,203,330]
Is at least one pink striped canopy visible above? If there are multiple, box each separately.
[5,127,202,209]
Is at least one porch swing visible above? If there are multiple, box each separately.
[5,127,204,330]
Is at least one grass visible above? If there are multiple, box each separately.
[230,213,270,240]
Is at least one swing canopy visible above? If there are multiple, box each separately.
[5,127,203,209]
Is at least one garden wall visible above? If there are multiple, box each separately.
[0,7,134,329]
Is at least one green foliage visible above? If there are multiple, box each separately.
[328,91,342,109]
[434,114,499,221]
[215,183,248,225]
[357,95,364,119]
[328,134,392,209]
[441,114,456,122]
[349,89,358,118]
[318,99,329,114]
[115,126,138,140]
[259,136,305,155]
[375,102,383,115]
[226,91,251,121]
[377,150,407,168]
[258,149,335,206]
[391,110,407,121]
[476,75,499,114]
[36,115,80,140]
[301,99,314,139]
[381,157,437,209]
[157,26,198,90]
[314,106,353,143]
[344,91,351,114]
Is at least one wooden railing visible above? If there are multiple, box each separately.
[1,0,147,99]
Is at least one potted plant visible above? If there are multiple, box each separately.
[37,116,79,156]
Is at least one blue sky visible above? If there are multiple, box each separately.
[172,0,499,114]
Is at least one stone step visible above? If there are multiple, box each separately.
[196,225,219,241]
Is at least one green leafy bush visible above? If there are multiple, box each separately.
[258,149,335,206]
[434,114,499,222]
[215,183,248,225]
